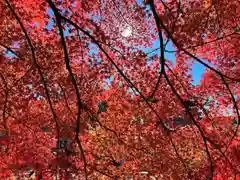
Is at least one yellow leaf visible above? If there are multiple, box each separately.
[204,0,211,9]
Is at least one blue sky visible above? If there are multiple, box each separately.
[140,39,206,86]
[2,3,205,87]
[191,61,206,85]
[46,3,206,86]
[135,0,206,86]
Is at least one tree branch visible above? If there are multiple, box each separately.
[47,0,87,179]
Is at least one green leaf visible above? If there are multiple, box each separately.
[233,117,238,125]
[231,25,240,32]
[98,101,107,113]
[0,132,6,136]
[41,127,49,132]
[146,97,159,103]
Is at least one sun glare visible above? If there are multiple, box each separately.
[121,26,132,37]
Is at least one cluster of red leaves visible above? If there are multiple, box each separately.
[0,0,240,179]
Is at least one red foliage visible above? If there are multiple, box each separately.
[0,0,240,179]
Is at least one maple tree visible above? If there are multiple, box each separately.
[0,0,240,179]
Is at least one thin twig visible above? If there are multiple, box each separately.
[59,11,175,133]
[0,42,24,61]
[47,0,87,179]
[0,72,9,134]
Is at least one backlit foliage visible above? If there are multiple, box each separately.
[0,0,240,179]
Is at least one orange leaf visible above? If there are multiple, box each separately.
[237,90,240,96]
[203,0,211,9]
[33,17,45,27]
